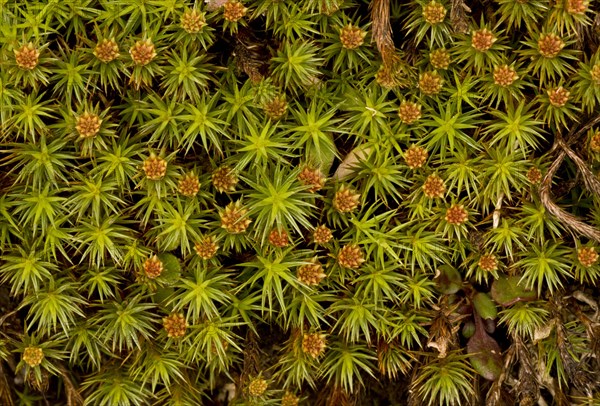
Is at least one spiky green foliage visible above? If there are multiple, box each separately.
[1,0,600,405]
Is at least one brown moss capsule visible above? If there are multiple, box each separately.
[212,167,238,193]
[130,39,156,66]
[313,225,333,245]
[430,48,451,70]
[22,347,44,367]
[94,39,119,62]
[445,205,469,225]
[404,145,429,169]
[493,65,518,87]
[220,201,251,234]
[14,43,40,70]
[478,253,498,272]
[578,247,598,267]
[422,1,447,24]
[194,236,219,260]
[547,86,570,107]
[223,0,247,22]
[75,113,102,138]
[248,378,268,396]
[143,154,167,180]
[398,101,422,124]
[419,71,443,95]
[302,333,327,358]
[338,244,365,269]
[163,313,187,338]
[526,167,542,184]
[268,229,289,248]
[181,9,206,34]
[333,185,360,213]
[297,258,326,285]
[538,34,564,58]
[178,173,200,197]
[339,24,366,49]
[298,166,326,193]
[143,255,164,279]
[423,174,446,198]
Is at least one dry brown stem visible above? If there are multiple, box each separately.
[540,123,600,243]
[369,0,398,68]
[59,367,84,406]
[450,0,470,34]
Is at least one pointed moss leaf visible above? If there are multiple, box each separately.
[157,253,181,284]
[491,275,537,307]
[473,292,498,320]
[435,265,462,294]
[467,318,502,381]
[306,133,337,175]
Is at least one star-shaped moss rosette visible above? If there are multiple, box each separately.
[1,0,600,405]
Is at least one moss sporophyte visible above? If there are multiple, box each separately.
[2,0,600,404]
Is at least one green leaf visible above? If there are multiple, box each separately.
[422,101,481,159]
[0,246,57,295]
[467,317,502,380]
[21,278,87,336]
[490,274,537,307]
[517,242,573,295]
[244,166,316,243]
[170,266,233,322]
[320,341,376,394]
[94,295,157,352]
[239,249,306,321]
[435,265,462,294]
[157,253,181,283]
[412,352,475,406]
[472,292,498,320]
[271,40,324,96]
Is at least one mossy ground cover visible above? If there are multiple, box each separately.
[1,0,600,405]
